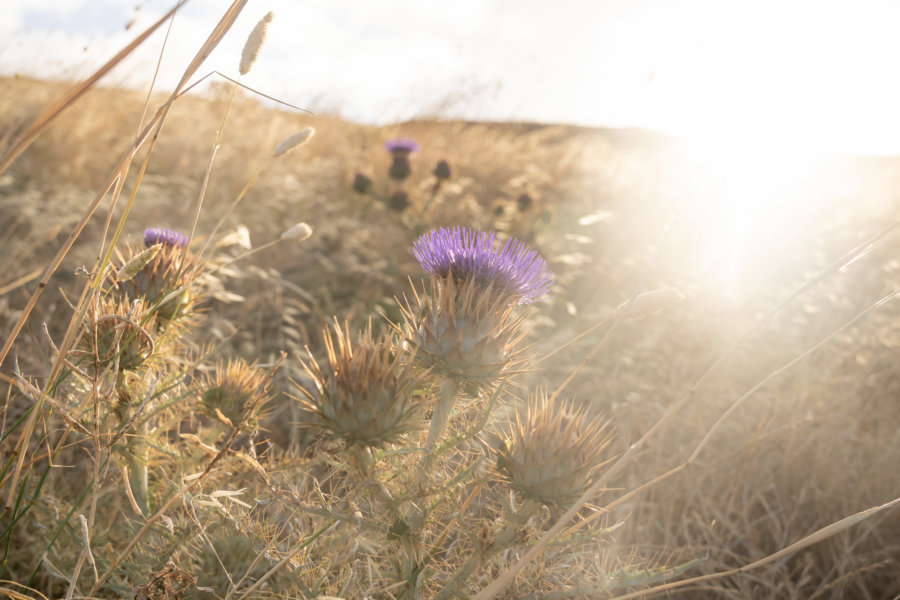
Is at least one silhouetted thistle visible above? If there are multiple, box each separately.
[497,392,613,506]
[432,159,451,180]
[385,138,418,181]
[516,193,533,212]
[388,190,410,212]
[352,173,373,194]
[411,226,554,306]
[143,227,188,249]
[295,321,425,448]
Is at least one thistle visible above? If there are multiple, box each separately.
[385,138,419,181]
[497,392,613,506]
[295,320,425,448]
[76,296,156,373]
[117,228,203,327]
[411,226,553,306]
[201,359,271,428]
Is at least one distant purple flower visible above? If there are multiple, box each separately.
[412,227,554,305]
[384,138,419,155]
[143,227,188,249]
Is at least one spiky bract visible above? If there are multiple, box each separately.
[201,359,271,427]
[400,276,529,394]
[412,226,553,305]
[497,392,613,506]
[297,321,424,447]
[77,297,156,373]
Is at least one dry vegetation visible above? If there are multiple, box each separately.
[0,7,899,599]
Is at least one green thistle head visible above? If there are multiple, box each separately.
[497,392,614,506]
[116,228,204,327]
[296,321,425,448]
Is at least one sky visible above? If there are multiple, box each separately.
[3,0,900,155]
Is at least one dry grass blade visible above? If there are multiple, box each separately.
[0,0,188,176]
[606,497,900,600]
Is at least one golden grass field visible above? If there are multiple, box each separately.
[0,8,898,598]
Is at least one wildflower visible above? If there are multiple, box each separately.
[352,173,373,194]
[497,392,613,506]
[295,321,425,448]
[386,138,418,181]
[411,226,554,306]
[143,227,188,249]
[118,235,203,326]
[385,138,419,155]
[201,359,270,427]
[387,190,410,212]
[432,159,451,180]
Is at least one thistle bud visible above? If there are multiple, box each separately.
[201,359,270,428]
[497,392,613,506]
[78,298,155,372]
[387,190,410,212]
[432,159,451,180]
[296,321,425,447]
[117,231,204,326]
[352,173,373,194]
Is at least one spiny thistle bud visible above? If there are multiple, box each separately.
[201,359,271,428]
[352,173,373,194]
[77,297,155,372]
[400,277,529,394]
[412,226,554,306]
[432,159,451,180]
[497,392,613,506]
[385,138,418,181]
[295,321,425,447]
[387,190,410,212]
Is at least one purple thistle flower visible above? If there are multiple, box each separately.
[412,227,554,305]
[384,138,419,155]
[143,227,188,249]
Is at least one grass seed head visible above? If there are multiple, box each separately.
[273,127,315,157]
[280,222,313,241]
[239,11,274,75]
[296,321,425,447]
[497,391,614,506]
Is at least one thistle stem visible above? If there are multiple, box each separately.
[426,377,458,450]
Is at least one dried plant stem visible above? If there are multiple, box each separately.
[426,378,458,450]
[88,421,247,595]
